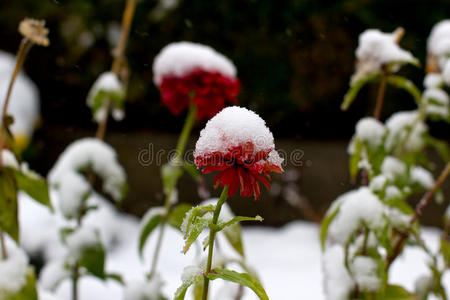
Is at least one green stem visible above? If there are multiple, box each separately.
[72,263,79,300]
[202,186,229,300]
[0,231,7,259]
[149,103,197,277]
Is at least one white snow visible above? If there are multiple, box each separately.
[410,166,434,189]
[350,256,380,292]
[66,226,101,262]
[385,185,402,200]
[424,73,443,88]
[58,172,90,218]
[39,259,70,291]
[428,20,450,69]
[140,206,165,234]
[0,50,40,142]
[355,117,386,148]
[381,156,407,180]
[385,111,426,152]
[123,275,164,300]
[322,244,354,300]
[328,187,385,245]
[351,29,417,84]
[195,107,282,168]
[443,60,450,86]
[423,88,449,105]
[48,138,126,219]
[153,41,237,86]
[2,149,19,169]
[370,174,387,192]
[86,72,125,123]
[0,237,29,297]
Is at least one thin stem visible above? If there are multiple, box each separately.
[374,72,387,121]
[72,263,79,300]
[149,103,197,277]
[0,231,7,259]
[202,186,229,300]
[95,0,137,140]
[386,162,450,269]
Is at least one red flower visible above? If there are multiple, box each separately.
[195,141,283,200]
[159,69,240,120]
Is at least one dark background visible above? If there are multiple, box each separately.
[1,0,449,226]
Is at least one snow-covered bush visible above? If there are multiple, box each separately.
[322,25,450,300]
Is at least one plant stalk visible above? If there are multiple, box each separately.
[386,162,450,269]
[72,263,79,300]
[149,103,197,277]
[95,0,137,140]
[202,186,229,300]
[374,72,387,121]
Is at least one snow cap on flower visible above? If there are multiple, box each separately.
[153,41,240,119]
[351,28,417,84]
[0,237,29,297]
[427,20,450,70]
[355,117,386,148]
[194,106,283,199]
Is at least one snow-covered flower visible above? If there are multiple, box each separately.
[351,28,417,84]
[153,41,240,120]
[355,117,386,148]
[48,138,126,219]
[385,111,427,152]
[194,107,283,199]
[427,20,450,71]
[86,72,125,123]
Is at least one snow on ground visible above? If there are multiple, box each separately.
[19,194,450,300]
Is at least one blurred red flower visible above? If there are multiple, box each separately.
[158,69,240,120]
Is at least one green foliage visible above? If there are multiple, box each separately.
[89,88,125,122]
[5,268,38,300]
[13,169,52,211]
[222,221,245,257]
[78,243,106,279]
[182,215,209,254]
[138,209,164,258]
[386,75,422,105]
[174,270,203,300]
[320,202,341,250]
[383,285,418,300]
[206,268,269,300]
[341,73,381,111]
[168,204,192,230]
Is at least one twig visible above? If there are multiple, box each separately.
[386,163,450,269]
[95,0,137,140]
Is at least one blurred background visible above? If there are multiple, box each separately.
[1,0,449,226]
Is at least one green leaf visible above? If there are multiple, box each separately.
[217,216,263,231]
[223,223,245,257]
[105,273,124,284]
[79,245,105,279]
[192,280,203,300]
[206,268,269,300]
[90,88,125,120]
[183,217,209,254]
[6,267,38,300]
[138,208,164,258]
[320,203,341,250]
[349,139,363,180]
[383,285,418,300]
[0,167,19,242]
[182,205,215,239]
[13,169,52,211]
[341,73,381,111]
[440,236,450,266]
[386,75,422,105]
[168,204,192,230]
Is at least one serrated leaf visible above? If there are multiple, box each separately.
[206,268,269,300]
[342,73,381,111]
[6,267,38,300]
[168,204,192,230]
[320,204,341,250]
[138,209,164,258]
[183,217,209,254]
[79,245,105,279]
[383,285,418,300]
[0,167,19,242]
[182,205,215,239]
[13,170,52,211]
[386,75,422,105]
